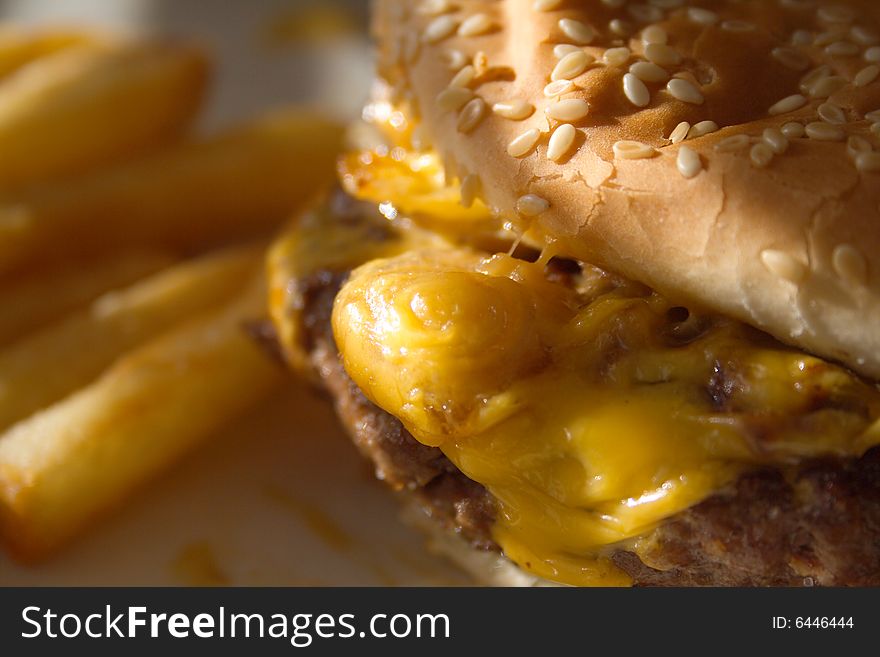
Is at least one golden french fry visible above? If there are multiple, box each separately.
[0,277,282,559]
[0,109,342,276]
[0,245,261,433]
[0,249,174,346]
[0,26,103,79]
[0,39,208,191]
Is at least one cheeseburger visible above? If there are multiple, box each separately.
[267,0,880,586]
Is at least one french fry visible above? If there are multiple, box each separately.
[0,277,283,558]
[0,245,261,433]
[0,109,342,276]
[0,26,103,79]
[0,249,174,346]
[0,39,208,191]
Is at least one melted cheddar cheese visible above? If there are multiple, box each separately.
[331,247,880,586]
[338,94,508,246]
[339,148,495,233]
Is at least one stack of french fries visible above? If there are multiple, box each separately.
[0,26,342,559]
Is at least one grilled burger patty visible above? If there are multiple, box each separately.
[280,263,880,587]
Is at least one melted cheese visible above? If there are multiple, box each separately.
[338,95,506,245]
[339,148,494,231]
[332,247,880,586]
[267,196,449,370]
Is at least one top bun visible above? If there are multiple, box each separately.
[372,0,880,378]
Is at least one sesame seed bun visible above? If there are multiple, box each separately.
[374,0,880,378]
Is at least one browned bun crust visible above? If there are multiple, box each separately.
[373,0,880,378]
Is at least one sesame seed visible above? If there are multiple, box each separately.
[791,30,814,46]
[813,31,844,47]
[807,75,847,98]
[769,94,807,116]
[817,101,846,125]
[601,0,626,7]
[761,250,807,283]
[507,128,542,157]
[772,47,810,71]
[609,18,633,37]
[449,65,476,87]
[666,78,704,104]
[865,109,880,122]
[543,79,575,97]
[629,61,668,83]
[866,47,880,63]
[781,122,806,139]
[668,121,690,144]
[854,65,880,87]
[558,18,596,45]
[623,73,651,107]
[750,143,774,168]
[516,194,550,216]
[805,121,845,141]
[762,128,789,154]
[460,173,481,208]
[687,7,719,26]
[818,6,856,24]
[872,123,880,138]
[832,244,869,287]
[533,0,564,10]
[423,15,458,43]
[436,86,474,111]
[846,135,872,160]
[688,120,719,139]
[457,98,486,133]
[418,0,454,16]
[851,26,880,47]
[444,49,469,70]
[714,134,750,153]
[545,98,590,121]
[673,70,700,86]
[552,50,593,81]
[613,140,656,159]
[645,43,682,67]
[492,100,534,120]
[641,25,668,45]
[627,4,663,23]
[603,47,631,67]
[856,151,880,173]
[553,44,582,59]
[825,41,860,57]
[721,20,755,32]
[801,65,832,90]
[458,13,494,37]
[547,123,577,161]
[677,146,702,178]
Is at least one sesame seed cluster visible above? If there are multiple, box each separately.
[377,0,878,296]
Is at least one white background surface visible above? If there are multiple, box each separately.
[0,0,468,586]
[0,0,373,128]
